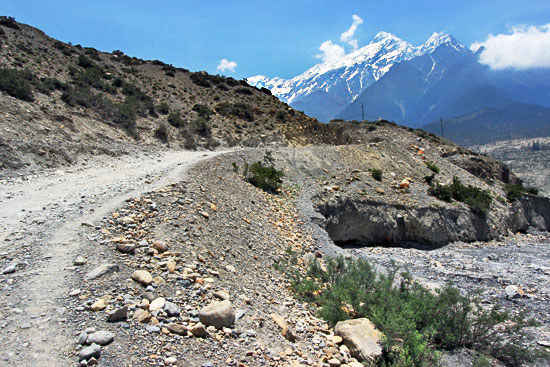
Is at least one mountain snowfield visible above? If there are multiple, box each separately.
[247,32,464,121]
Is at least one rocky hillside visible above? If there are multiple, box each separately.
[0,17,332,173]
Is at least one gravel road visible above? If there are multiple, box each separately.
[0,149,225,366]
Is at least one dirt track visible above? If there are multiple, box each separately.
[0,149,225,366]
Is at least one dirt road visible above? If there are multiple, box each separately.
[0,149,225,366]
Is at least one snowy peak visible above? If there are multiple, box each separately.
[420,32,465,53]
[247,31,469,120]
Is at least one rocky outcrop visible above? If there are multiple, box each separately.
[317,197,550,247]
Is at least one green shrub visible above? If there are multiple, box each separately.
[235,87,253,95]
[215,102,255,121]
[429,177,491,215]
[505,183,539,202]
[189,73,211,88]
[0,16,20,30]
[244,152,284,194]
[425,161,440,174]
[167,111,185,128]
[0,67,34,101]
[287,255,543,367]
[77,54,94,68]
[157,102,170,115]
[192,104,213,120]
[371,168,383,181]
[154,124,169,143]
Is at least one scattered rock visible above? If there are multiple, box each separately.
[334,318,383,362]
[164,301,180,317]
[73,256,87,266]
[79,344,101,361]
[270,314,297,342]
[152,240,168,252]
[189,322,207,337]
[199,300,235,329]
[166,323,187,335]
[213,290,230,301]
[149,297,165,311]
[505,285,524,299]
[131,270,153,285]
[90,299,107,312]
[2,264,16,274]
[85,264,119,281]
[116,243,136,254]
[107,307,128,322]
[164,356,177,365]
[86,330,114,346]
[133,309,151,323]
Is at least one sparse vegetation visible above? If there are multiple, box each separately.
[167,111,185,128]
[371,168,383,181]
[243,152,284,194]
[504,183,539,202]
[429,177,492,215]
[425,161,440,174]
[285,254,544,367]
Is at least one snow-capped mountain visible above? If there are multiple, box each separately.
[247,32,464,122]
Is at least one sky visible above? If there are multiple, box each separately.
[3,1,550,79]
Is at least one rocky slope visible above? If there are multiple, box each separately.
[0,17,332,175]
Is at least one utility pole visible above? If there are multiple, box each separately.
[361,103,364,121]
[440,117,444,139]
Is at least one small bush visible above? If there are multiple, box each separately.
[215,102,255,122]
[189,73,211,88]
[0,16,20,30]
[371,168,383,181]
[154,124,169,143]
[424,173,435,185]
[77,54,94,68]
[235,87,253,95]
[192,104,214,120]
[0,67,34,101]
[167,111,185,128]
[429,177,492,215]
[425,161,440,174]
[157,102,170,115]
[244,152,284,194]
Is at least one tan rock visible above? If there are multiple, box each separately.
[131,270,153,285]
[152,240,168,253]
[166,259,177,272]
[166,323,187,335]
[271,314,297,342]
[149,297,165,311]
[90,299,107,311]
[334,318,383,362]
[199,300,235,329]
[213,290,230,300]
[133,309,151,323]
[189,322,207,337]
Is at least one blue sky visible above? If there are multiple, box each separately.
[3,1,550,79]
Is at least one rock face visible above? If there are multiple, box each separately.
[317,196,550,247]
[199,300,235,329]
[334,318,383,363]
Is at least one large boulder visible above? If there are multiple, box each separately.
[199,300,235,329]
[334,318,383,362]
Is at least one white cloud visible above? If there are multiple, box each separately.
[315,40,346,63]
[216,58,237,73]
[471,24,550,70]
[340,14,363,49]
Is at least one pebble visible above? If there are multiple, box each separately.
[79,344,101,361]
[164,301,180,317]
[73,256,87,266]
[86,331,114,346]
[164,356,177,365]
[146,325,160,333]
[107,307,128,322]
[149,297,165,311]
[131,270,153,285]
[69,289,81,297]
[20,323,31,329]
[152,240,168,252]
[2,264,16,274]
[85,264,119,281]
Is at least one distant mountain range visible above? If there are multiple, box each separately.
[249,32,550,145]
